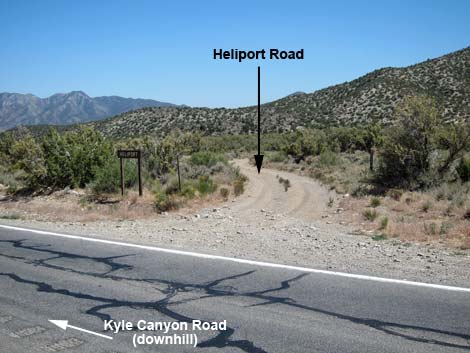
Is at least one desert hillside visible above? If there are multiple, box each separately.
[88,47,470,138]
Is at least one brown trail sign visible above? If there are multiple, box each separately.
[117,150,143,196]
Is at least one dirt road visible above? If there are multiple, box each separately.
[232,159,333,220]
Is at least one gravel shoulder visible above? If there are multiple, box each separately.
[1,159,469,288]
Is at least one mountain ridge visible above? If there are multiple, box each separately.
[3,47,469,137]
[88,47,469,138]
[0,91,177,131]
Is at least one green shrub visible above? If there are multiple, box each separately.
[456,158,470,182]
[190,151,227,167]
[153,183,181,212]
[181,183,196,199]
[372,233,387,241]
[377,97,470,189]
[351,184,370,197]
[266,151,288,163]
[0,166,21,193]
[370,197,381,208]
[379,216,389,230]
[283,179,291,191]
[233,175,247,196]
[327,197,334,207]
[3,127,114,191]
[421,201,433,213]
[278,176,291,191]
[282,129,328,162]
[318,150,340,167]
[9,133,46,189]
[377,96,441,188]
[439,222,452,235]
[463,210,470,220]
[43,127,113,189]
[435,188,446,201]
[363,209,378,221]
[7,184,18,195]
[436,121,470,178]
[90,158,120,194]
[196,175,217,195]
[164,176,181,195]
[154,191,180,212]
[0,213,21,220]
[387,189,403,201]
[357,120,383,171]
[328,127,362,152]
[220,187,229,199]
[424,222,437,235]
[90,157,137,195]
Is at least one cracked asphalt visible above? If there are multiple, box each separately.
[0,226,469,353]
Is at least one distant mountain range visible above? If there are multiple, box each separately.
[88,47,469,138]
[3,47,469,137]
[0,91,176,131]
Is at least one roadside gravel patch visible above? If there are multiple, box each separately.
[2,205,469,288]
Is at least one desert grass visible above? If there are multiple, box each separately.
[339,189,470,248]
[262,150,470,248]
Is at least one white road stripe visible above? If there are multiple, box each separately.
[1,223,469,293]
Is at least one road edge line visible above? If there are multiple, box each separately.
[1,223,469,293]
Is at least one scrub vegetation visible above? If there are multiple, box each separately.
[0,128,246,213]
[79,48,469,138]
[258,96,470,248]
[0,94,468,247]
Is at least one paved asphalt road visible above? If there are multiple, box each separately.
[0,225,469,353]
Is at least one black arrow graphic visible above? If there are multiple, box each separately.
[254,65,263,173]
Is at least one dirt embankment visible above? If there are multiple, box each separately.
[1,159,469,287]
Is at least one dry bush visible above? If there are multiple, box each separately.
[387,189,403,201]
[220,187,229,200]
[337,185,470,248]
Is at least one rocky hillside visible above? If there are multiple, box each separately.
[0,91,176,131]
[91,47,469,138]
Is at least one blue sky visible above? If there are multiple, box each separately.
[0,0,469,108]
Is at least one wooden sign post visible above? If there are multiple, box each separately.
[117,150,143,196]
[176,154,181,192]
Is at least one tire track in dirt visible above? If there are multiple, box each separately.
[232,159,334,221]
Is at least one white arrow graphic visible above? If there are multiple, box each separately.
[49,320,113,340]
